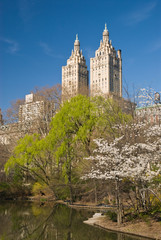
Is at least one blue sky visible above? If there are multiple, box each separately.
[0,0,161,111]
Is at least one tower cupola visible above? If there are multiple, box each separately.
[74,34,80,52]
[103,23,109,43]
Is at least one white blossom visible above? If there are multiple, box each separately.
[136,87,161,108]
[82,123,161,184]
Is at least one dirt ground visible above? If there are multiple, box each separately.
[84,215,161,240]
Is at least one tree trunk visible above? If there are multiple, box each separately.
[69,183,73,204]
[66,142,73,204]
[135,185,140,214]
[116,179,122,226]
[94,180,98,204]
[68,161,73,204]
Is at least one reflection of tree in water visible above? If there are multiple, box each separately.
[0,203,139,240]
[0,202,55,240]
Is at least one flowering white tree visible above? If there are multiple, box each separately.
[136,87,161,108]
[83,123,161,225]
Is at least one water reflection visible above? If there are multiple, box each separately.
[0,202,142,240]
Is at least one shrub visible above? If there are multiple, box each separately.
[32,182,48,195]
[106,210,117,222]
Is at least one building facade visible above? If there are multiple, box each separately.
[19,93,55,123]
[90,24,122,97]
[62,35,89,100]
[136,104,161,125]
[19,93,44,123]
[0,93,55,145]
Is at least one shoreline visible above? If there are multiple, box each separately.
[1,199,161,239]
[83,214,161,240]
[59,201,161,240]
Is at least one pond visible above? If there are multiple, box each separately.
[0,202,147,240]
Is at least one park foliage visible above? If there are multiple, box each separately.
[2,94,161,224]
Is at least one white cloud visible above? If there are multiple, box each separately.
[0,37,19,54]
[39,42,64,59]
[126,1,157,25]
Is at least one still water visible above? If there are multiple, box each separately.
[0,202,145,240]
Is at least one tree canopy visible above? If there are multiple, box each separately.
[4,94,135,202]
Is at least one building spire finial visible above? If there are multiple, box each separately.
[105,23,107,31]
[74,33,80,52]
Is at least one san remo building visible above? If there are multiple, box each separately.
[62,24,122,99]
[62,35,89,100]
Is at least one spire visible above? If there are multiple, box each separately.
[103,23,109,43]
[74,33,80,52]
[105,23,107,31]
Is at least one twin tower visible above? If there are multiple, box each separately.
[62,24,122,99]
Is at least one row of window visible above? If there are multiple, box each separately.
[96,51,106,56]
[92,83,108,87]
[93,57,107,63]
[93,66,108,71]
[93,78,107,82]
[92,59,119,66]
[63,73,76,77]
[63,66,87,72]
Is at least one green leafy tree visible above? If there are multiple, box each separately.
[47,95,97,202]
[92,96,132,139]
[4,134,55,187]
[4,94,132,201]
